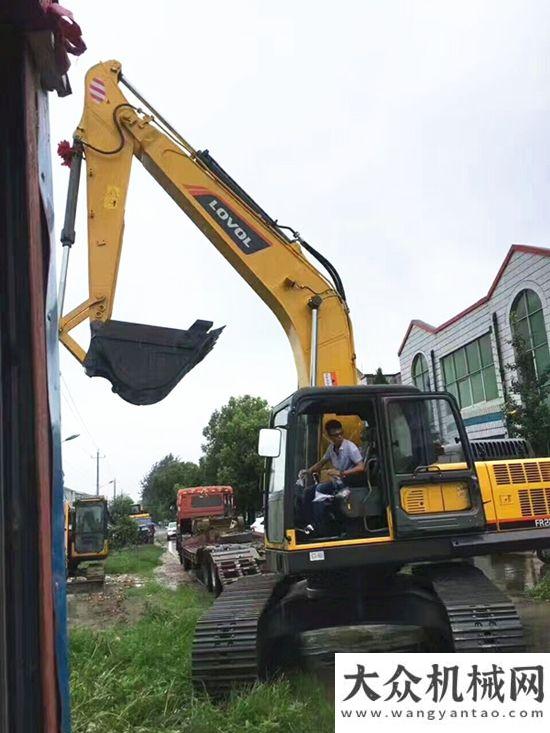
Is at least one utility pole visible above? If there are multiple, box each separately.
[112,478,117,499]
[95,449,105,496]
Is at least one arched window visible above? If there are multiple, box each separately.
[510,289,550,378]
[412,353,431,391]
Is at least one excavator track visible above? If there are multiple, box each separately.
[192,573,281,697]
[418,563,525,652]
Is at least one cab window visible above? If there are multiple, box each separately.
[268,407,289,493]
[388,397,466,474]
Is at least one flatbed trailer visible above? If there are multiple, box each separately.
[179,532,264,594]
[175,485,264,594]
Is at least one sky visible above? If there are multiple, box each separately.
[51,0,550,500]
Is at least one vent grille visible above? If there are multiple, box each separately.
[493,464,510,485]
[492,460,550,486]
[402,489,427,514]
[518,488,550,517]
[509,464,526,484]
[525,463,542,483]
[471,438,533,459]
[541,462,550,481]
[519,491,531,516]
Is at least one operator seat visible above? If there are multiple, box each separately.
[332,448,387,533]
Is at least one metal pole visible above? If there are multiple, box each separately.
[308,295,322,387]
[58,141,83,317]
[96,449,100,496]
[113,479,117,500]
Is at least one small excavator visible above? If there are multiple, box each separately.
[65,496,109,587]
[58,60,550,695]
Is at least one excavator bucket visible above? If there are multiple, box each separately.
[83,319,224,405]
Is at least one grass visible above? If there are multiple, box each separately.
[528,576,550,601]
[104,545,164,577]
[71,550,334,733]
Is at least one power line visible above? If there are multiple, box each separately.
[60,373,99,450]
[60,372,120,492]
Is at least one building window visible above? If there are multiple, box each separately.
[510,289,550,378]
[442,333,498,408]
[412,353,431,391]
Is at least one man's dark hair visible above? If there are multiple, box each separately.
[325,419,343,435]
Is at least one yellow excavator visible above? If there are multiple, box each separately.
[59,60,550,695]
[65,496,109,584]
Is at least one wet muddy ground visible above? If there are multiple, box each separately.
[67,574,147,630]
[154,541,193,589]
[68,542,191,630]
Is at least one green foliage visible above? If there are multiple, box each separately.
[109,515,140,550]
[104,545,163,576]
[503,331,550,456]
[140,455,201,521]
[139,395,270,525]
[109,494,135,523]
[373,367,388,384]
[200,395,270,523]
[528,576,550,601]
[70,580,333,733]
[108,495,140,548]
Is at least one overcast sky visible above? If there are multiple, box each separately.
[51,0,550,499]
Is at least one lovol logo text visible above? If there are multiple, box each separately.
[193,193,270,255]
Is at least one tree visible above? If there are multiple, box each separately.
[107,494,139,548]
[140,454,201,521]
[201,395,270,524]
[503,331,550,456]
[108,494,135,523]
[109,515,139,549]
[373,368,388,384]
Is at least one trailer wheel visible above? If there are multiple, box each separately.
[196,553,209,589]
[209,560,222,597]
[202,557,213,592]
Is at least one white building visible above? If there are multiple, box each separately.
[63,487,95,504]
[398,244,550,440]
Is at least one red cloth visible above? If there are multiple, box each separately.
[46,5,86,55]
[46,4,86,75]
[16,2,87,75]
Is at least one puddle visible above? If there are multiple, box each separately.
[475,552,549,594]
[154,541,192,590]
[475,552,550,652]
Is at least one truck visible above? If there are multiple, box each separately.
[175,486,263,595]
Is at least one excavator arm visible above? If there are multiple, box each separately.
[58,60,358,404]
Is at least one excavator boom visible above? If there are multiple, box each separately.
[58,60,357,404]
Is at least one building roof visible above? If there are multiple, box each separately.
[398,244,550,356]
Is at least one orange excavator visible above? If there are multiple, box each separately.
[59,61,550,695]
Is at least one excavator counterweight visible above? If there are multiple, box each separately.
[84,318,223,405]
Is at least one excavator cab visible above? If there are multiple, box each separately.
[260,385,485,569]
[66,497,109,575]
